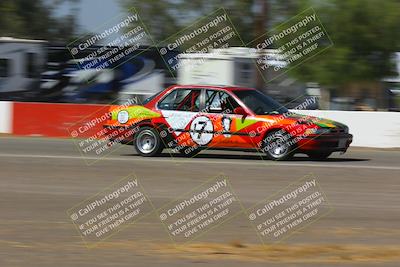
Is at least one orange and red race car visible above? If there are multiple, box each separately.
[103,85,353,160]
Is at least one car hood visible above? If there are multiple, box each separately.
[255,112,348,129]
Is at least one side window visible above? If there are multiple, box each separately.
[0,59,9,77]
[239,62,252,83]
[205,90,239,114]
[158,89,201,111]
[25,53,36,78]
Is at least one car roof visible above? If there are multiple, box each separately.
[170,85,256,92]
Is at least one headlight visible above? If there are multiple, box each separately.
[304,128,331,135]
[117,110,129,124]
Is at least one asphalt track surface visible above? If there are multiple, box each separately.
[0,136,399,267]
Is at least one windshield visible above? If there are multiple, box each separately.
[233,90,288,115]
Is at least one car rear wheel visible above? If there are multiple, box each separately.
[263,131,294,161]
[307,151,332,160]
[134,127,163,157]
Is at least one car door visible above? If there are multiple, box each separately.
[203,89,252,148]
[157,88,202,148]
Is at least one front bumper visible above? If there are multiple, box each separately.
[296,133,353,152]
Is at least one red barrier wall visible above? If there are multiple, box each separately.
[13,102,110,138]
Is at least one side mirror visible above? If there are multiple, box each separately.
[233,107,248,117]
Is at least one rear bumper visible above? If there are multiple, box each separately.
[296,133,353,153]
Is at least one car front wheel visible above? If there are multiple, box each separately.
[263,131,294,161]
[134,127,164,157]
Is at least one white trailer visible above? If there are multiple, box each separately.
[0,37,46,93]
[177,47,258,88]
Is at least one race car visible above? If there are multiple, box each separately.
[103,85,353,160]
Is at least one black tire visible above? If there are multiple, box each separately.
[262,130,295,161]
[134,127,164,157]
[178,146,202,157]
[307,151,332,160]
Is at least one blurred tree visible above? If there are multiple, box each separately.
[119,0,400,109]
[0,0,80,41]
[268,0,299,24]
[119,0,270,43]
[119,0,180,42]
[286,0,400,109]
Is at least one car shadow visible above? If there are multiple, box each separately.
[288,156,370,162]
[121,152,370,162]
